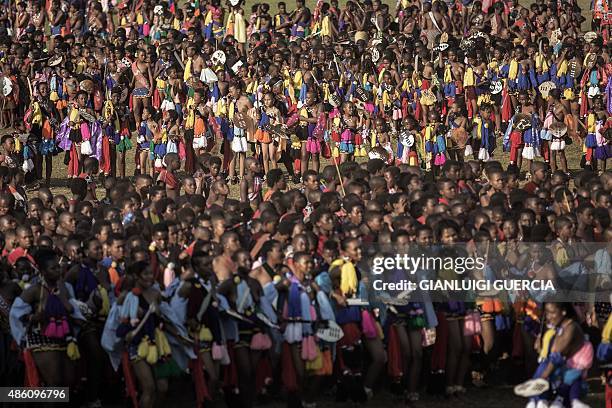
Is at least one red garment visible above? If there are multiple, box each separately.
[509,131,524,163]
[100,136,111,174]
[431,312,448,371]
[68,144,79,177]
[416,215,426,225]
[157,169,179,190]
[281,342,298,392]
[523,181,539,194]
[387,325,403,380]
[7,248,34,265]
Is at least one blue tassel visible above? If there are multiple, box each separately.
[76,265,98,300]
[259,111,270,128]
[288,282,301,319]
[299,84,308,104]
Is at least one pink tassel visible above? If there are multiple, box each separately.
[434,153,446,166]
[393,108,400,121]
[212,343,223,360]
[59,318,69,337]
[44,321,57,338]
[301,336,317,361]
[80,122,91,141]
[361,310,378,339]
[250,333,272,350]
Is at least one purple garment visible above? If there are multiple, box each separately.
[607,80,612,115]
[56,116,72,151]
[90,120,103,161]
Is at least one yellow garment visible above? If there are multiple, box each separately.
[587,113,596,132]
[322,83,330,101]
[444,64,453,83]
[557,60,568,77]
[136,13,144,25]
[103,100,114,121]
[382,90,390,107]
[488,59,499,73]
[204,10,213,26]
[553,245,569,268]
[331,259,358,296]
[234,12,247,44]
[602,313,612,343]
[463,67,475,87]
[172,18,181,31]
[185,99,195,129]
[539,328,556,361]
[216,98,227,116]
[535,53,549,72]
[98,285,110,316]
[321,15,331,37]
[67,341,80,360]
[563,88,574,101]
[508,59,519,80]
[31,102,42,126]
[424,124,435,141]
[293,70,303,89]
[183,57,192,82]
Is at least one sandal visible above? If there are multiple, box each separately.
[514,378,550,398]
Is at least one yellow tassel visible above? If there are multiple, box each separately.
[67,341,81,360]
[199,327,213,342]
[138,337,150,359]
[443,65,452,83]
[360,146,367,157]
[371,131,377,148]
[50,91,59,102]
[14,138,21,153]
[602,313,612,343]
[539,329,556,361]
[183,57,193,82]
[146,340,158,364]
[332,146,339,157]
[463,67,475,87]
[155,328,172,357]
[98,285,110,317]
[508,59,519,80]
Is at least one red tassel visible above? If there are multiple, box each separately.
[152,89,161,110]
[100,136,111,174]
[501,87,512,122]
[222,342,238,389]
[579,91,588,118]
[190,352,211,406]
[431,312,448,371]
[23,349,40,387]
[337,323,361,348]
[121,351,139,408]
[255,355,273,395]
[387,325,403,380]
[281,343,298,392]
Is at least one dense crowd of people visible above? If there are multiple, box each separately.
[0,0,610,407]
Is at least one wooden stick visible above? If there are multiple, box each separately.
[563,190,571,213]
[334,157,346,196]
